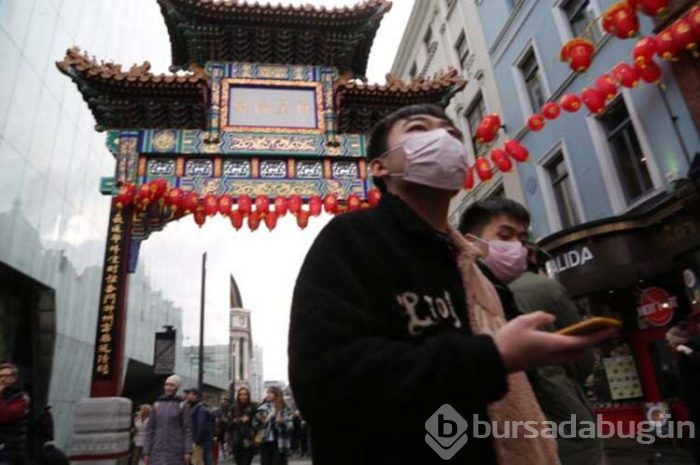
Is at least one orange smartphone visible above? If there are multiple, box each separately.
[556,317,622,336]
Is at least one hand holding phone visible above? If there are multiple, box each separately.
[556,317,622,336]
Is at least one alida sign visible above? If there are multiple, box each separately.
[636,287,678,328]
[546,246,595,276]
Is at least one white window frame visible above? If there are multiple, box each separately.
[552,0,604,44]
[584,90,664,213]
[536,140,586,232]
[511,39,552,125]
[464,91,488,161]
[454,30,470,70]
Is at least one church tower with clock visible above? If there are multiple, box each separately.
[229,274,252,392]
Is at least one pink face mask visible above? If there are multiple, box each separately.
[380,128,469,191]
[483,240,528,283]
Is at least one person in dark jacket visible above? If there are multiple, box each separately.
[459,198,606,465]
[288,104,613,465]
[0,362,30,465]
[667,325,700,463]
[36,406,54,452]
[230,387,257,465]
[36,442,68,465]
[143,375,192,465]
[185,388,212,465]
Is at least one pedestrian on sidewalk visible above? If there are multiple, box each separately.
[254,387,291,465]
[0,362,30,465]
[131,404,151,465]
[667,325,700,464]
[288,103,616,465]
[185,388,212,465]
[459,198,606,465]
[143,375,192,465]
[230,387,256,465]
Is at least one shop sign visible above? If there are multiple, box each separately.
[546,246,595,275]
[636,287,678,327]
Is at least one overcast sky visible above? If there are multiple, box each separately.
[136,0,416,384]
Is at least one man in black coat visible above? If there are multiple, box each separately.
[288,104,613,465]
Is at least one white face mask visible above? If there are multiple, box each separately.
[379,128,469,191]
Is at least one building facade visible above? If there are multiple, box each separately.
[229,274,253,391]
[391,0,526,223]
[250,345,264,402]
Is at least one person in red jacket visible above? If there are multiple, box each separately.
[0,362,30,465]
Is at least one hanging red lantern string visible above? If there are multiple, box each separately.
[346,194,362,212]
[193,208,206,228]
[560,93,582,112]
[237,194,252,215]
[218,194,233,216]
[115,184,136,209]
[164,187,183,214]
[264,211,278,231]
[560,37,595,73]
[274,196,288,216]
[463,165,475,190]
[229,210,243,230]
[491,149,513,172]
[603,3,640,39]
[203,194,218,216]
[594,74,619,101]
[137,183,153,208]
[308,195,322,216]
[670,16,699,55]
[296,210,310,229]
[632,37,658,66]
[541,102,561,120]
[367,188,381,207]
[151,178,168,202]
[688,5,700,41]
[612,62,641,88]
[504,140,530,162]
[181,191,199,215]
[475,157,493,182]
[475,113,502,144]
[527,114,546,132]
[630,0,669,17]
[636,59,662,84]
[655,28,679,60]
[248,211,261,231]
[288,194,302,214]
[254,195,270,214]
[581,87,607,114]
[323,194,338,214]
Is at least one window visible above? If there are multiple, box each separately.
[446,0,457,10]
[409,62,417,79]
[600,100,653,203]
[561,0,601,42]
[465,93,488,156]
[423,26,433,52]
[488,185,505,199]
[454,31,470,69]
[519,49,546,112]
[546,152,580,229]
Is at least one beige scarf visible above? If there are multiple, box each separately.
[448,227,561,465]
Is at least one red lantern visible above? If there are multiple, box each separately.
[463,165,475,190]
[612,62,640,88]
[655,29,679,60]
[181,192,199,214]
[264,211,278,231]
[164,187,183,212]
[541,102,561,120]
[137,183,153,208]
[688,6,700,41]
[254,196,270,213]
[151,178,168,201]
[203,194,218,216]
[581,87,607,114]
[237,195,252,215]
[475,114,501,144]
[323,194,338,214]
[367,189,381,208]
[288,194,302,214]
[504,140,529,162]
[636,60,662,84]
[229,210,243,230]
[632,37,658,66]
[560,38,595,73]
[247,211,261,231]
[115,184,136,209]
[595,74,619,101]
[218,194,233,216]
[274,196,288,216]
[560,93,582,112]
[296,210,310,229]
[475,158,492,182]
[193,209,206,228]
[604,3,640,39]
[635,0,669,16]
[527,114,546,132]
[671,17,698,52]
[491,149,513,172]
[347,194,362,212]
[309,195,322,216]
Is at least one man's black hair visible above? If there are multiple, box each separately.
[458,198,531,236]
[366,103,452,193]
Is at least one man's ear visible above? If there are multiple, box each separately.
[369,158,389,178]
